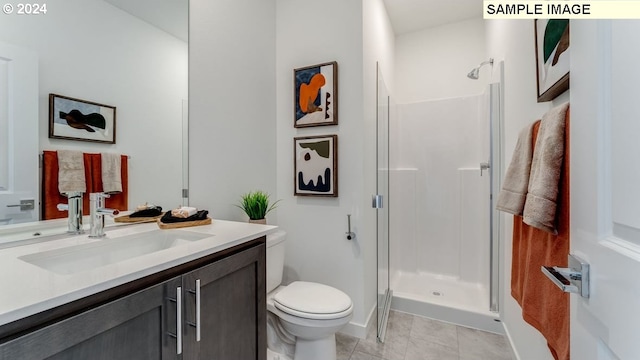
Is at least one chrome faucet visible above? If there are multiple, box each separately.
[89,192,120,238]
[57,192,84,234]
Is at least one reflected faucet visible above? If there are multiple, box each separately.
[57,192,84,234]
[89,192,120,238]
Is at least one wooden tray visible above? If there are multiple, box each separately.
[157,217,212,229]
[114,213,164,224]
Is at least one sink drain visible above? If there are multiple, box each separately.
[432,291,443,296]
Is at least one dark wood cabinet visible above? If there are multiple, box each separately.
[0,276,182,360]
[183,242,266,360]
[0,239,266,360]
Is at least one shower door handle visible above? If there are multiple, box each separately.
[372,195,383,209]
[480,162,490,176]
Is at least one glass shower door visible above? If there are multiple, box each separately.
[376,63,392,342]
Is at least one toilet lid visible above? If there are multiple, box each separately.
[273,281,353,320]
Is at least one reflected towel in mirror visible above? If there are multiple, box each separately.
[57,150,87,194]
[101,153,122,193]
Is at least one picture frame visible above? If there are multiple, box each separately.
[49,94,116,144]
[534,19,570,102]
[294,61,338,128]
[294,135,338,197]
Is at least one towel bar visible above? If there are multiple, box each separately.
[541,253,590,298]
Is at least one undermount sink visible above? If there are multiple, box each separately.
[19,229,211,275]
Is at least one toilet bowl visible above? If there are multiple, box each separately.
[266,231,353,360]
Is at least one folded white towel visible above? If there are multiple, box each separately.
[523,102,569,234]
[57,150,86,194]
[101,153,122,194]
[171,206,197,218]
[496,121,537,215]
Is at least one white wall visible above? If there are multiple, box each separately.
[485,19,569,360]
[275,0,369,336]
[395,18,488,104]
[189,0,393,338]
[0,0,188,210]
[189,0,277,220]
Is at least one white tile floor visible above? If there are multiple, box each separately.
[336,310,515,360]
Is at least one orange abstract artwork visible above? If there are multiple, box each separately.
[294,61,337,127]
[299,73,326,114]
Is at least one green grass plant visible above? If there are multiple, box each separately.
[236,190,280,220]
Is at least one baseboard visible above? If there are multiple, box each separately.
[502,322,522,360]
[338,303,376,339]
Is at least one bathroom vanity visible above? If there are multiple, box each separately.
[0,220,274,359]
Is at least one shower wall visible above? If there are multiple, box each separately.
[394,17,487,103]
[390,95,490,289]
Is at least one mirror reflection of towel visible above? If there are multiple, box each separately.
[101,153,122,193]
[57,150,86,194]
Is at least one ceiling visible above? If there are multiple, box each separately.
[103,0,188,42]
[382,0,483,35]
[101,0,482,43]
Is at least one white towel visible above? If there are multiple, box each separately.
[171,206,197,218]
[496,121,537,215]
[101,153,122,193]
[523,102,569,234]
[57,150,86,194]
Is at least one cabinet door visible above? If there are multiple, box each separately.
[0,277,182,360]
[182,243,266,360]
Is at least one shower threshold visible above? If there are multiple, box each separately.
[390,272,503,334]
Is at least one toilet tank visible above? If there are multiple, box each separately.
[266,230,286,293]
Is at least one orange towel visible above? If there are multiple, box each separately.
[511,109,570,360]
[42,151,92,220]
[88,153,128,212]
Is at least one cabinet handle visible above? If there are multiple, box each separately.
[167,287,183,355]
[195,279,201,342]
[177,286,183,354]
[188,279,202,342]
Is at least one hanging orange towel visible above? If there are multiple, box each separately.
[511,109,570,360]
[42,151,93,220]
[42,151,128,220]
[88,153,128,212]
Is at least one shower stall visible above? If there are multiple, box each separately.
[377,64,503,334]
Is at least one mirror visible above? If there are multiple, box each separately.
[0,0,188,232]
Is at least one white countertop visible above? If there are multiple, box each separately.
[0,219,277,326]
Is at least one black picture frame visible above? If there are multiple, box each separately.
[49,94,116,144]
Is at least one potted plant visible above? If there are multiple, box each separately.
[236,190,280,224]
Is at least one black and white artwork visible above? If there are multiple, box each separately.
[49,94,116,144]
[294,135,338,197]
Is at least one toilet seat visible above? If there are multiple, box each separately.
[273,281,353,320]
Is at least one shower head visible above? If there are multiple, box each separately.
[467,58,494,80]
[467,68,480,80]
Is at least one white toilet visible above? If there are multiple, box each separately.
[266,230,353,360]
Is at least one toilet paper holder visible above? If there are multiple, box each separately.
[346,214,356,240]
